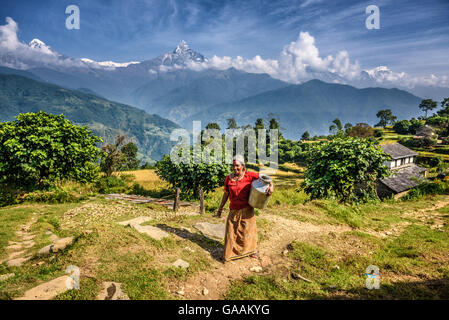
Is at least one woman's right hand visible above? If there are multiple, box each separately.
[214,208,223,217]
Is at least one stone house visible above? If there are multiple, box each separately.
[376,143,428,199]
[415,125,437,139]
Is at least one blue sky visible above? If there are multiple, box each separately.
[0,0,448,78]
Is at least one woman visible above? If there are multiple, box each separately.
[215,155,274,262]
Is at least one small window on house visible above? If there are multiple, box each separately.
[410,157,414,163]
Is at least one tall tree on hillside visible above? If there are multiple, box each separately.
[226,118,238,129]
[419,99,438,119]
[254,118,265,130]
[269,118,280,130]
[438,98,449,116]
[100,135,125,177]
[347,123,375,138]
[375,109,397,128]
[205,122,221,130]
[121,142,139,171]
[301,131,310,140]
[329,118,343,135]
[344,123,353,134]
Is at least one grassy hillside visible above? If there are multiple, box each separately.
[0,74,180,161]
[0,167,448,300]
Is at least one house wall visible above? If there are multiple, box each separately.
[376,182,395,199]
[387,156,415,169]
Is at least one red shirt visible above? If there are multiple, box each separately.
[224,171,259,210]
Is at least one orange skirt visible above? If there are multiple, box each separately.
[223,206,257,261]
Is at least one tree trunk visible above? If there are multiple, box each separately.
[199,188,205,215]
[173,187,180,212]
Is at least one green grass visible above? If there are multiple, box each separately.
[1,170,449,300]
[225,221,449,300]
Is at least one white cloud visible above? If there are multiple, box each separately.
[0,17,87,70]
[80,58,140,69]
[1,17,447,89]
[186,31,448,88]
[0,17,135,71]
[365,66,448,88]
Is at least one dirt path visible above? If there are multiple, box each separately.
[173,214,352,300]
[0,213,38,267]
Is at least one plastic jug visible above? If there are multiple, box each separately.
[248,174,272,209]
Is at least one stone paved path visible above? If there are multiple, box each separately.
[1,213,38,267]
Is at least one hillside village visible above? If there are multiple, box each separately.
[1,95,449,300]
[1,3,449,301]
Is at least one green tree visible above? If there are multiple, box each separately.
[301,138,390,202]
[419,99,438,119]
[375,109,397,128]
[205,122,221,130]
[0,111,102,191]
[121,142,139,171]
[301,131,310,140]
[226,118,238,129]
[156,152,230,212]
[344,123,353,133]
[269,118,280,130]
[254,118,265,130]
[329,118,343,135]
[437,98,449,116]
[100,135,125,177]
[347,123,375,138]
[393,119,423,135]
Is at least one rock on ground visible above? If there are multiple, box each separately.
[7,256,31,267]
[0,273,15,282]
[15,276,71,300]
[173,259,190,269]
[97,282,130,300]
[118,216,152,227]
[193,222,226,241]
[38,237,74,256]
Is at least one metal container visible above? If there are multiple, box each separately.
[248,174,272,209]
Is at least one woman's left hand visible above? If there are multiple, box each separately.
[266,182,274,196]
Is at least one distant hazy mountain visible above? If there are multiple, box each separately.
[2,38,445,142]
[185,80,424,139]
[0,74,180,161]
[132,67,288,122]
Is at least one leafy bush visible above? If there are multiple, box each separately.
[0,111,102,192]
[402,181,449,200]
[346,123,375,138]
[399,137,437,148]
[416,155,443,168]
[393,119,423,135]
[301,137,391,202]
[95,174,135,194]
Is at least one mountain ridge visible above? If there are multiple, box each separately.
[0,73,180,161]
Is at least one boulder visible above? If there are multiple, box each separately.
[193,222,226,241]
[132,224,169,241]
[118,216,152,227]
[97,282,129,300]
[172,259,190,269]
[15,276,71,300]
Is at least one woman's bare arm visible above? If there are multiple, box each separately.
[215,191,229,217]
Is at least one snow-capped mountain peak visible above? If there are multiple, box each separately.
[158,40,207,67]
[174,40,189,54]
[28,38,56,56]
